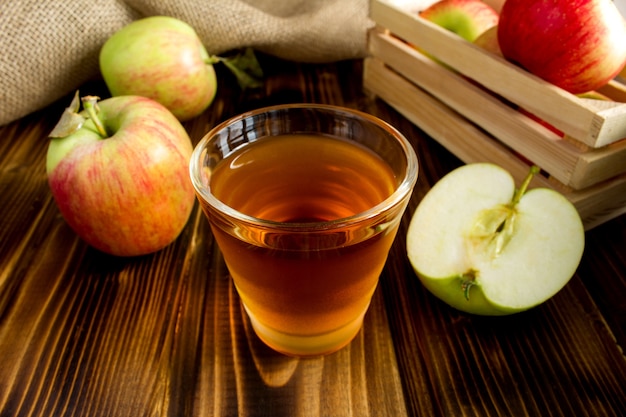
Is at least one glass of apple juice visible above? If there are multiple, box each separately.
[189,104,418,357]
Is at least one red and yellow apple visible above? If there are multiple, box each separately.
[100,16,217,122]
[47,93,195,257]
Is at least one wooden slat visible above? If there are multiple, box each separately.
[570,139,626,188]
[598,79,626,102]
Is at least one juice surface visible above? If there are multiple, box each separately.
[209,133,397,223]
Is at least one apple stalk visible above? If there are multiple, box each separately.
[81,96,109,138]
[49,92,110,139]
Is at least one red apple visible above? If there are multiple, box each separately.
[498,0,626,94]
[420,0,499,42]
[47,93,195,257]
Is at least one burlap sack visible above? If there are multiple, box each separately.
[0,0,372,126]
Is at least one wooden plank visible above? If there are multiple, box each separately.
[370,0,626,148]
[571,140,626,189]
[598,79,626,102]
[563,173,626,230]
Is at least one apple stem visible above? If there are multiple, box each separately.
[206,55,221,66]
[81,96,109,138]
[511,165,540,206]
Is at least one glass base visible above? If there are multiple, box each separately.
[243,305,367,357]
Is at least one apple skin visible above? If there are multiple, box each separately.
[420,0,499,42]
[497,0,626,94]
[406,163,585,316]
[47,96,195,257]
[100,16,217,122]
[473,25,502,56]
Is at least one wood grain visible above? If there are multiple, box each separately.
[0,57,625,417]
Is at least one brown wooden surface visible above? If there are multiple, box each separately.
[1,57,625,417]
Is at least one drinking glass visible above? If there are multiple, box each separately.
[190,104,418,356]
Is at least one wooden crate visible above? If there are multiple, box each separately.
[364,0,626,230]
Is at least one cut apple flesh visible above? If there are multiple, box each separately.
[406,163,585,315]
[469,189,584,307]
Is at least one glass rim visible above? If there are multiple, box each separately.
[189,103,419,231]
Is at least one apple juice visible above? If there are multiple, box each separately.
[201,133,403,356]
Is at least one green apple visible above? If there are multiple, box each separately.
[406,163,585,315]
[100,16,217,122]
[420,0,499,42]
[47,93,195,257]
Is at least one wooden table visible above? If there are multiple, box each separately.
[1,57,625,417]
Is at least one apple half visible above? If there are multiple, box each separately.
[406,163,585,315]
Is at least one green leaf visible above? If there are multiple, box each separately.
[213,47,264,90]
